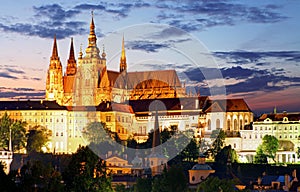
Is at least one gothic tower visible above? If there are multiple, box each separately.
[119,35,127,73]
[75,12,107,106]
[45,35,64,105]
[66,38,77,76]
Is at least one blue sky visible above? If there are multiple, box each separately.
[0,0,299,114]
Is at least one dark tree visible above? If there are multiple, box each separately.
[0,162,16,192]
[63,146,113,192]
[152,165,188,192]
[17,160,64,192]
[0,112,27,151]
[180,138,199,162]
[210,129,226,159]
[197,176,236,192]
[261,135,279,163]
[254,145,268,164]
[134,177,152,192]
[26,125,50,153]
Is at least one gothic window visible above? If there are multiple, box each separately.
[234,119,238,130]
[240,119,243,129]
[227,119,231,130]
[216,119,220,128]
[207,119,211,130]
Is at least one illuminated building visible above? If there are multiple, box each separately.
[0,14,254,159]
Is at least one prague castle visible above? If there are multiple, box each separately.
[0,15,259,161]
[46,15,185,106]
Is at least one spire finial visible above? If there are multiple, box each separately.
[79,43,83,59]
[102,44,106,58]
[120,34,127,72]
[88,11,97,47]
[121,34,126,60]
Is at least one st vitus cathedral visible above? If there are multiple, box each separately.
[45,15,186,106]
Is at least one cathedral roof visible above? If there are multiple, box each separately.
[112,70,182,89]
[258,112,300,121]
[129,97,209,114]
[204,98,251,113]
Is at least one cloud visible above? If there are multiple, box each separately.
[183,64,300,97]
[0,87,44,99]
[0,4,86,39]
[5,68,25,74]
[127,40,169,52]
[214,51,300,64]
[0,1,289,39]
[74,2,150,18]
[33,4,80,22]
[31,77,42,81]
[152,1,288,32]
[0,72,18,79]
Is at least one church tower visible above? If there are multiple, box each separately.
[147,101,168,176]
[66,38,77,76]
[45,35,64,104]
[75,12,107,106]
[119,35,127,73]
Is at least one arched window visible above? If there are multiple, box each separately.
[216,119,220,129]
[240,119,243,129]
[207,119,211,130]
[227,119,231,130]
[234,119,238,130]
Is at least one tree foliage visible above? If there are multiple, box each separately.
[0,112,27,151]
[26,125,50,153]
[254,145,268,164]
[63,146,113,192]
[210,129,226,159]
[83,121,123,157]
[134,177,152,192]
[0,161,16,192]
[215,145,238,166]
[151,165,188,192]
[18,160,64,192]
[260,135,279,163]
[180,138,199,162]
[197,176,236,192]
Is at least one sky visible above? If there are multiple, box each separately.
[0,0,299,115]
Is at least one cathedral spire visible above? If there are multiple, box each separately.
[69,37,75,61]
[152,102,161,149]
[66,37,77,76]
[51,34,59,60]
[120,35,127,72]
[88,11,97,47]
